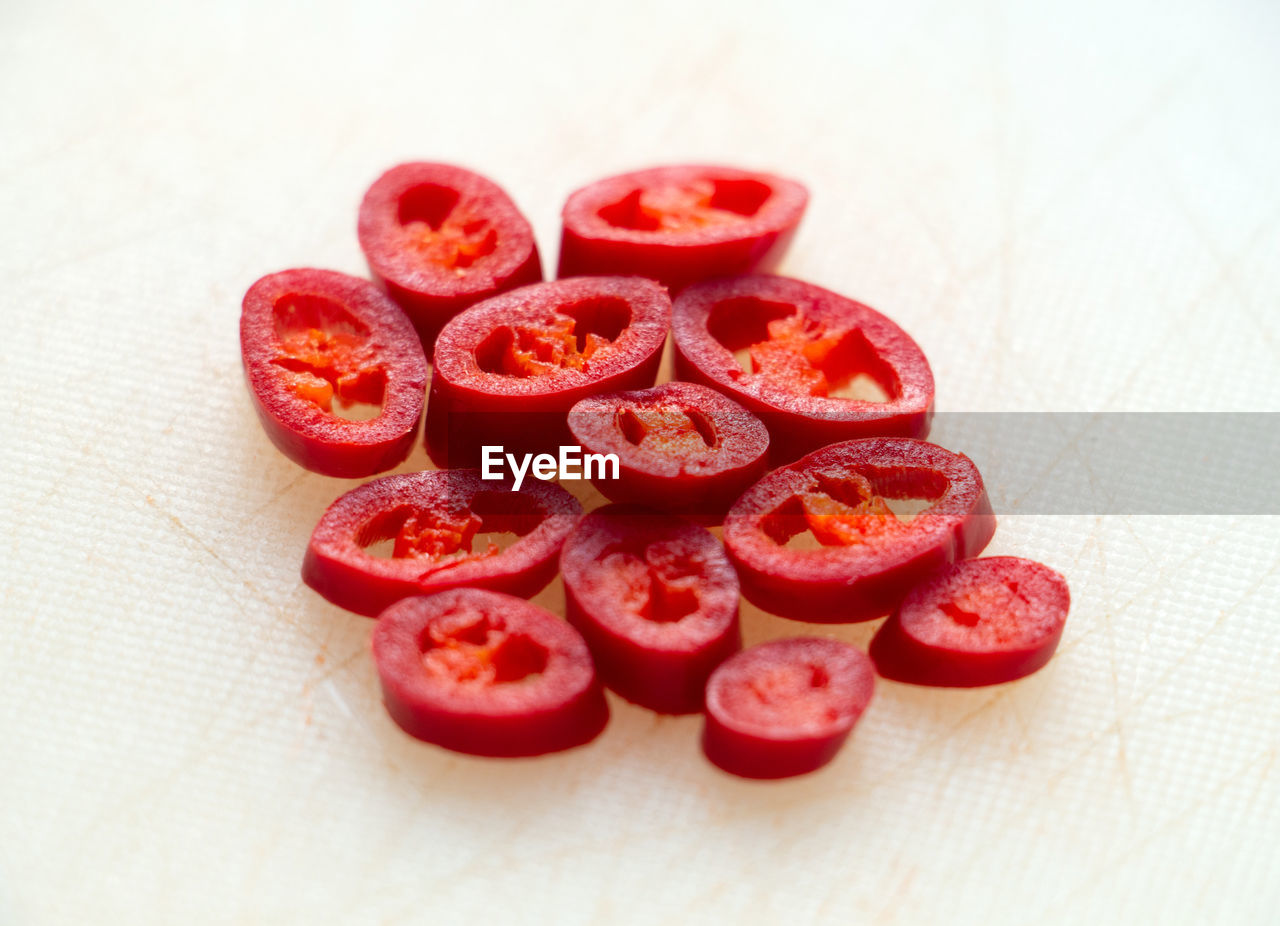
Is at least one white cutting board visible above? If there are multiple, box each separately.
[2,1,1277,923]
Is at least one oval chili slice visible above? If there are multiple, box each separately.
[358,162,542,345]
[240,268,428,478]
[302,469,582,617]
[566,382,770,519]
[559,164,808,292]
[702,637,874,779]
[870,557,1070,687]
[673,275,934,461]
[560,505,741,714]
[722,438,995,622]
[372,589,609,756]
[426,276,670,467]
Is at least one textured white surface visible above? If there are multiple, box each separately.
[2,1,1278,923]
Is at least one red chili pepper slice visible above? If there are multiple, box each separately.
[358,163,542,345]
[240,268,427,478]
[722,438,995,622]
[672,275,934,461]
[426,276,670,467]
[566,382,770,518]
[870,557,1070,687]
[302,469,581,617]
[559,505,741,714]
[371,589,609,756]
[702,637,875,779]
[558,165,808,292]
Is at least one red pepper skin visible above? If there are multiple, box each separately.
[559,506,741,714]
[702,638,874,779]
[358,163,542,345]
[372,589,608,757]
[566,382,770,519]
[558,165,808,292]
[240,269,428,478]
[302,469,582,617]
[870,557,1070,687]
[672,275,934,462]
[722,438,995,622]
[426,276,670,468]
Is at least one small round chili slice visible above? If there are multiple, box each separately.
[702,637,874,779]
[372,589,609,757]
[870,557,1070,687]
[722,438,996,622]
[566,382,769,519]
[426,276,670,467]
[302,469,582,617]
[673,275,934,461]
[558,164,808,293]
[358,162,542,345]
[560,505,741,714]
[239,268,427,478]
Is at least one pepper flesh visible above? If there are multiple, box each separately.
[427,277,670,468]
[372,590,609,757]
[723,438,996,622]
[672,275,934,461]
[702,637,875,779]
[302,469,582,617]
[560,507,741,713]
[558,165,809,292]
[240,268,427,478]
[870,557,1071,687]
[358,163,543,346]
[566,381,770,519]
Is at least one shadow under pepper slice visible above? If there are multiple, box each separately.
[566,382,770,519]
[672,275,934,462]
[702,637,875,779]
[372,589,609,757]
[358,162,542,346]
[558,164,808,292]
[870,557,1070,687]
[560,505,741,714]
[426,276,670,468]
[240,268,427,478]
[722,438,996,622]
[302,469,582,617]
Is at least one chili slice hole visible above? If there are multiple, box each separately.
[708,297,796,353]
[761,468,947,549]
[940,580,1034,633]
[596,180,772,231]
[418,613,550,684]
[708,298,902,401]
[472,297,631,377]
[940,601,981,627]
[742,663,839,724]
[560,296,631,348]
[270,294,387,417]
[707,178,772,216]
[599,541,706,624]
[597,189,659,231]
[397,183,460,230]
[615,405,717,449]
[396,183,497,271]
[816,330,899,401]
[355,494,545,561]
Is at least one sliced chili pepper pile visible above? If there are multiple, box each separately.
[241,161,1070,776]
